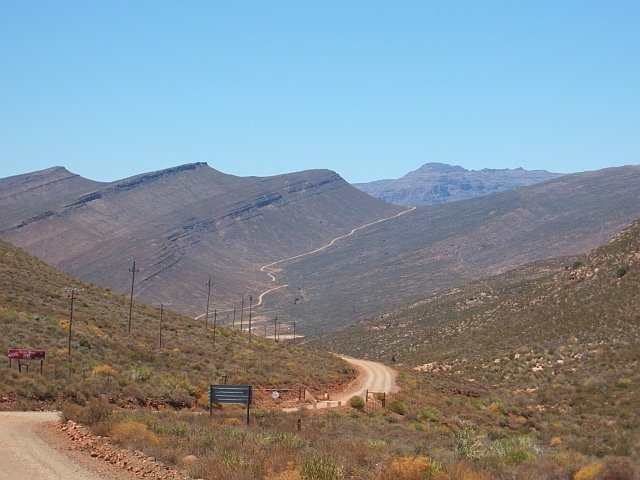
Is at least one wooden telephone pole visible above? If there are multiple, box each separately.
[205,278,213,330]
[128,261,139,333]
[63,288,84,358]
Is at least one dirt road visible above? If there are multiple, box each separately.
[0,411,135,480]
[335,356,399,400]
[0,411,90,479]
[292,356,399,410]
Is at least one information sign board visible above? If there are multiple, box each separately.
[8,349,46,360]
[209,385,253,424]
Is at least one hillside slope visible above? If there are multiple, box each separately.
[354,162,562,206]
[266,165,640,332]
[0,236,354,406]
[0,163,404,316]
[308,217,640,459]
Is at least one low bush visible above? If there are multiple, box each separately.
[418,405,440,422]
[348,395,365,409]
[502,449,536,466]
[387,400,408,415]
[109,420,160,448]
[300,454,344,480]
[454,427,486,460]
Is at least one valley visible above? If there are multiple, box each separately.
[3,164,640,336]
[2,162,640,479]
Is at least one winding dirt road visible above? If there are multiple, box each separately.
[257,206,416,307]
[335,356,399,400]
[290,356,399,410]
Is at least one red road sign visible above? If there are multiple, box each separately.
[8,349,45,360]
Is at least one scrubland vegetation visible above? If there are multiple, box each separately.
[3,212,640,478]
[0,237,354,407]
[304,218,640,478]
[62,369,638,479]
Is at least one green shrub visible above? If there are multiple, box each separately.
[454,426,487,460]
[490,434,536,459]
[348,395,365,409]
[387,400,408,415]
[502,449,536,466]
[417,406,440,421]
[300,453,344,480]
[280,432,304,451]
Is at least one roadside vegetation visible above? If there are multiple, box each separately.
[63,369,637,479]
[0,237,354,408]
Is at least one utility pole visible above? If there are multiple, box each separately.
[128,262,138,333]
[205,278,213,330]
[213,309,217,347]
[293,319,296,341]
[232,307,236,330]
[249,295,253,342]
[63,288,84,358]
[155,303,171,349]
[274,316,278,342]
[240,298,244,331]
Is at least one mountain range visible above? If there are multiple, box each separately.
[264,165,640,332]
[0,163,403,317]
[354,162,563,206]
[2,163,640,335]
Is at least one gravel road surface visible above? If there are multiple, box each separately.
[0,411,135,480]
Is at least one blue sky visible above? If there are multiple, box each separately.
[1,1,638,183]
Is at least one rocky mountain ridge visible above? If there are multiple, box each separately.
[354,162,563,206]
[0,163,403,316]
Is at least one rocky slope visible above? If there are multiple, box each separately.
[0,166,104,223]
[354,162,563,206]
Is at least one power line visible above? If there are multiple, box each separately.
[249,295,253,342]
[212,309,217,347]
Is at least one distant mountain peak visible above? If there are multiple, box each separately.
[408,162,469,176]
[356,162,563,206]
